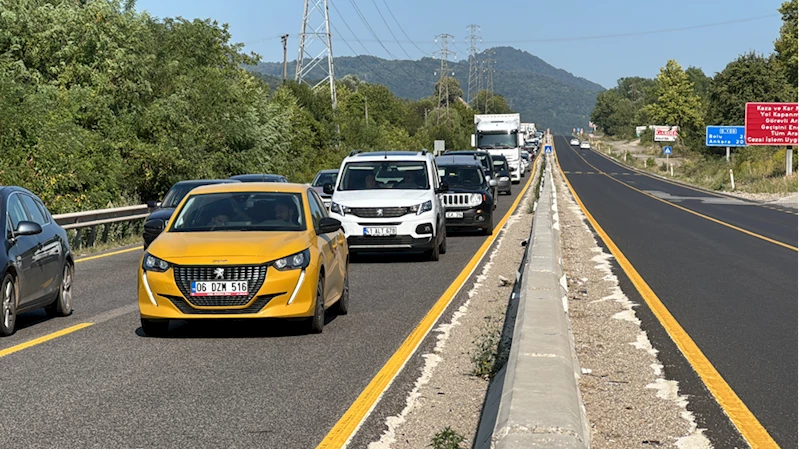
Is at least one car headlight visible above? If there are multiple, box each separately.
[469,193,483,207]
[330,202,351,216]
[273,248,311,271]
[142,252,170,272]
[500,176,510,182]
[409,200,433,215]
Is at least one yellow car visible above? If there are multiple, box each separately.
[138,183,349,335]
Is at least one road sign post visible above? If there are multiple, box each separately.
[788,146,794,176]
[544,145,553,155]
[726,146,730,162]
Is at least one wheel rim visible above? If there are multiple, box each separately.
[3,281,13,329]
[61,265,73,311]
[317,279,324,320]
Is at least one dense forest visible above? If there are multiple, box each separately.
[0,0,514,213]
[251,46,604,134]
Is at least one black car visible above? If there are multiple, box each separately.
[142,179,240,248]
[435,155,497,235]
[443,150,498,198]
[1,187,74,336]
[491,155,513,195]
[229,174,289,183]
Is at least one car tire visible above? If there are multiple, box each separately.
[484,214,493,235]
[141,318,169,337]
[46,262,73,318]
[439,227,447,255]
[1,273,17,337]
[336,265,350,315]
[309,275,325,333]
[426,237,440,261]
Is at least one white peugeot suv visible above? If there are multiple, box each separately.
[324,150,448,261]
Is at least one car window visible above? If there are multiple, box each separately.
[7,194,31,231]
[20,194,47,226]
[339,161,429,190]
[307,189,325,229]
[34,199,51,224]
[313,172,338,187]
[309,190,329,218]
[438,166,485,188]
[170,192,306,232]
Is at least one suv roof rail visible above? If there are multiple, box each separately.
[420,148,428,156]
[349,149,363,157]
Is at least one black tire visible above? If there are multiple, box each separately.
[1,273,17,337]
[483,214,493,235]
[309,275,325,333]
[438,227,447,255]
[426,237,440,261]
[141,318,169,337]
[46,262,73,318]
[336,265,350,315]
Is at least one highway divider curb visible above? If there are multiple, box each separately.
[491,155,591,448]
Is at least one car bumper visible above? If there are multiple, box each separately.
[444,207,491,228]
[498,180,512,192]
[331,211,437,252]
[138,266,318,319]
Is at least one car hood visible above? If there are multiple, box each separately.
[147,231,311,265]
[332,189,433,207]
[146,208,176,222]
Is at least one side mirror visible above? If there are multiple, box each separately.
[323,183,334,195]
[16,221,42,237]
[144,219,165,234]
[436,181,449,194]
[147,200,161,208]
[317,217,342,234]
[470,134,476,147]
[489,179,498,187]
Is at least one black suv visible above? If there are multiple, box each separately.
[443,150,498,198]
[435,155,498,235]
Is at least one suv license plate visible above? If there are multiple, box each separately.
[364,227,397,236]
[446,211,464,218]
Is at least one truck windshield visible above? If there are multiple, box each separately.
[477,131,517,149]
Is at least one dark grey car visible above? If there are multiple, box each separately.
[1,187,74,336]
[491,155,512,195]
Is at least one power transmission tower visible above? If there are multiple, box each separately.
[484,48,494,113]
[466,24,481,106]
[281,34,289,82]
[434,33,455,125]
[476,59,484,112]
[296,0,337,109]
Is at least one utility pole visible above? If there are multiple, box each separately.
[296,0,337,109]
[466,24,481,106]
[281,34,289,82]
[476,59,484,113]
[434,33,455,125]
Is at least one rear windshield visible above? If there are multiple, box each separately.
[170,192,305,232]
[339,161,430,191]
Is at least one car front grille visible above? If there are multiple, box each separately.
[162,294,280,314]
[349,207,408,218]
[442,194,472,207]
[173,264,268,307]
[347,235,428,247]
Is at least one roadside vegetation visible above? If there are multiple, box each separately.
[430,426,466,449]
[0,0,513,214]
[587,0,798,194]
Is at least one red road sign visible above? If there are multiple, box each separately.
[744,102,798,146]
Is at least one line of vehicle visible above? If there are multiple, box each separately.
[588,139,799,216]
[559,140,797,252]
[75,245,143,263]
[0,323,94,359]
[315,156,539,449]
[553,147,780,449]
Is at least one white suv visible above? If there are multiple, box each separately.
[325,150,448,261]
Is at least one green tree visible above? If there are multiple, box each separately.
[590,89,635,137]
[643,60,704,137]
[472,90,512,114]
[774,0,798,98]
[434,76,464,106]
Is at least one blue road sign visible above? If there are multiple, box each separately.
[544,145,553,154]
[706,126,746,147]
[663,146,672,155]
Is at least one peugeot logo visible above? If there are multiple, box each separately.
[214,267,225,279]
[376,208,383,216]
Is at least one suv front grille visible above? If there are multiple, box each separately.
[442,194,473,207]
[162,294,279,314]
[349,207,408,218]
[173,265,268,307]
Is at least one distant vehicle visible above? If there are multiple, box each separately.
[443,150,498,198]
[435,155,497,235]
[521,151,532,168]
[311,169,339,208]
[1,187,74,336]
[491,155,512,195]
[570,138,580,146]
[472,113,524,183]
[143,179,240,249]
[138,183,349,335]
[229,174,289,183]
[580,141,591,150]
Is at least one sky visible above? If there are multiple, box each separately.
[134,0,787,89]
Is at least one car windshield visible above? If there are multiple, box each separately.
[170,192,305,232]
[437,166,485,189]
[477,131,517,149]
[161,183,207,208]
[312,172,338,187]
[339,161,430,190]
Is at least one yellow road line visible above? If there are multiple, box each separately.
[316,156,540,449]
[0,323,94,359]
[554,146,778,448]
[75,246,143,263]
[560,142,797,252]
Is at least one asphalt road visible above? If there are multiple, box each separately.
[0,178,532,448]
[555,135,797,448]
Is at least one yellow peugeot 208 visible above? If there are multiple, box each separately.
[137,183,349,336]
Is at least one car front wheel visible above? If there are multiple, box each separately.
[309,275,325,333]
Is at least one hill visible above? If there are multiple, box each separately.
[249,46,604,134]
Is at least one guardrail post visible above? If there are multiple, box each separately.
[88,226,98,247]
[72,229,82,251]
[102,223,110,244]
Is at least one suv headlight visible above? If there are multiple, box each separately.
[330,202,351,216]
[273,248,311,271]
[410,200,433,215]
[469,193,483,207]
[142,252,170,272]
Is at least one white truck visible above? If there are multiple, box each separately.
[472,113,524,183]
[520,122,536,142]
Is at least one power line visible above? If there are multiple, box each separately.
[327,1,395,85]
[379,0,431,56]
[369,0,431,76]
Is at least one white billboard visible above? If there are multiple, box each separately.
[653,125,679,142]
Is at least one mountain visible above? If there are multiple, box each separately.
[249,46,604,134]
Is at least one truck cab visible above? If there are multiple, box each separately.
[472,113,524,184]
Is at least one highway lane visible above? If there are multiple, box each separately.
[555,136,798,448]
[0,177,532,448]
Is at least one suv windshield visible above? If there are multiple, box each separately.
[312,172,338,187]
[170,192,305,232]
[438,166,485,189]
[339,161,430,190]
[161,183,206,208]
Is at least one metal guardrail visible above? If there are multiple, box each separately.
[53,204,151,250]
